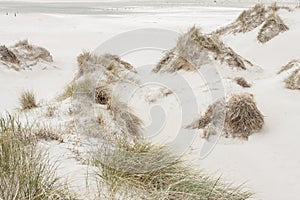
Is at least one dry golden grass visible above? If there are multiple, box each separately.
[234,77,252,88]
[285,68,300,90]
[155,27,252,72]
[277,59,300,74]
[189,93,264,139]
[0,45,20,64]
[19,90,37,110]
[225,93,264,139]
[215,4,267,35]
[257,12,289,43]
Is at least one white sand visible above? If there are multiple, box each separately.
[0,1,299,199]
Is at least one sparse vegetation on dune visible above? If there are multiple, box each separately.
[0,114,75,200]
[285,68,300,90]
[257,12,289,43]
[154,27,252,72]
[188,93,264,140]
[0,40,53,70]
[278,59,300,74]
[215,4,267,35]
[93,140,252,200]
[215,3,290,43]
[19,90,37,110]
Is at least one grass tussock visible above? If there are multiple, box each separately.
[0,114,75,200]
[155,27,252,72]
[19,90,37,110]
[189,93,264,140]
[153,49,194,72]
[234,77,252,88]
[278,59,300,74]
[187,27,250,69]
[215,4,267,35]
[257,12,289,43]
[93,140,252,199]
[285,68,300,90]
[215,3,291,41]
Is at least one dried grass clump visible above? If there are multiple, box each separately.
[216,4,267,35]
[285,68,300,90]
[189,93,264,139]
[186,27,250,69]
[0,41,53,70]
[93,140,252,199]
[154,27,252,72]
[0,45,20,70]
[257,12,289,43]
[0,114,75,199]
[19,90,37,110]
[153,49,194,72]
[76,52,136,78]
[278,59,300,74]
[234,77,252,88]
[108,97,143,138]
[225,93,264,138]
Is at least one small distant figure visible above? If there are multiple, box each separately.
[213,0,217,3]
[6,12,8,15]
[14,13,17,17]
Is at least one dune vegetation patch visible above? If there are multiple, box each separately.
[285,68,300,90]
[19,90,37,110]
[257,12,289,43]
[278,59,300,74]
[0,40,53,70]
[92,140,252,200]
[215,3,290,43]
[188,93,264,140]
[153,27,253,72]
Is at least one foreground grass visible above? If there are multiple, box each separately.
[92,140,252,200]
[0,114,75,200]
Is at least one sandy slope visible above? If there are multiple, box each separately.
[0,2,300,200]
